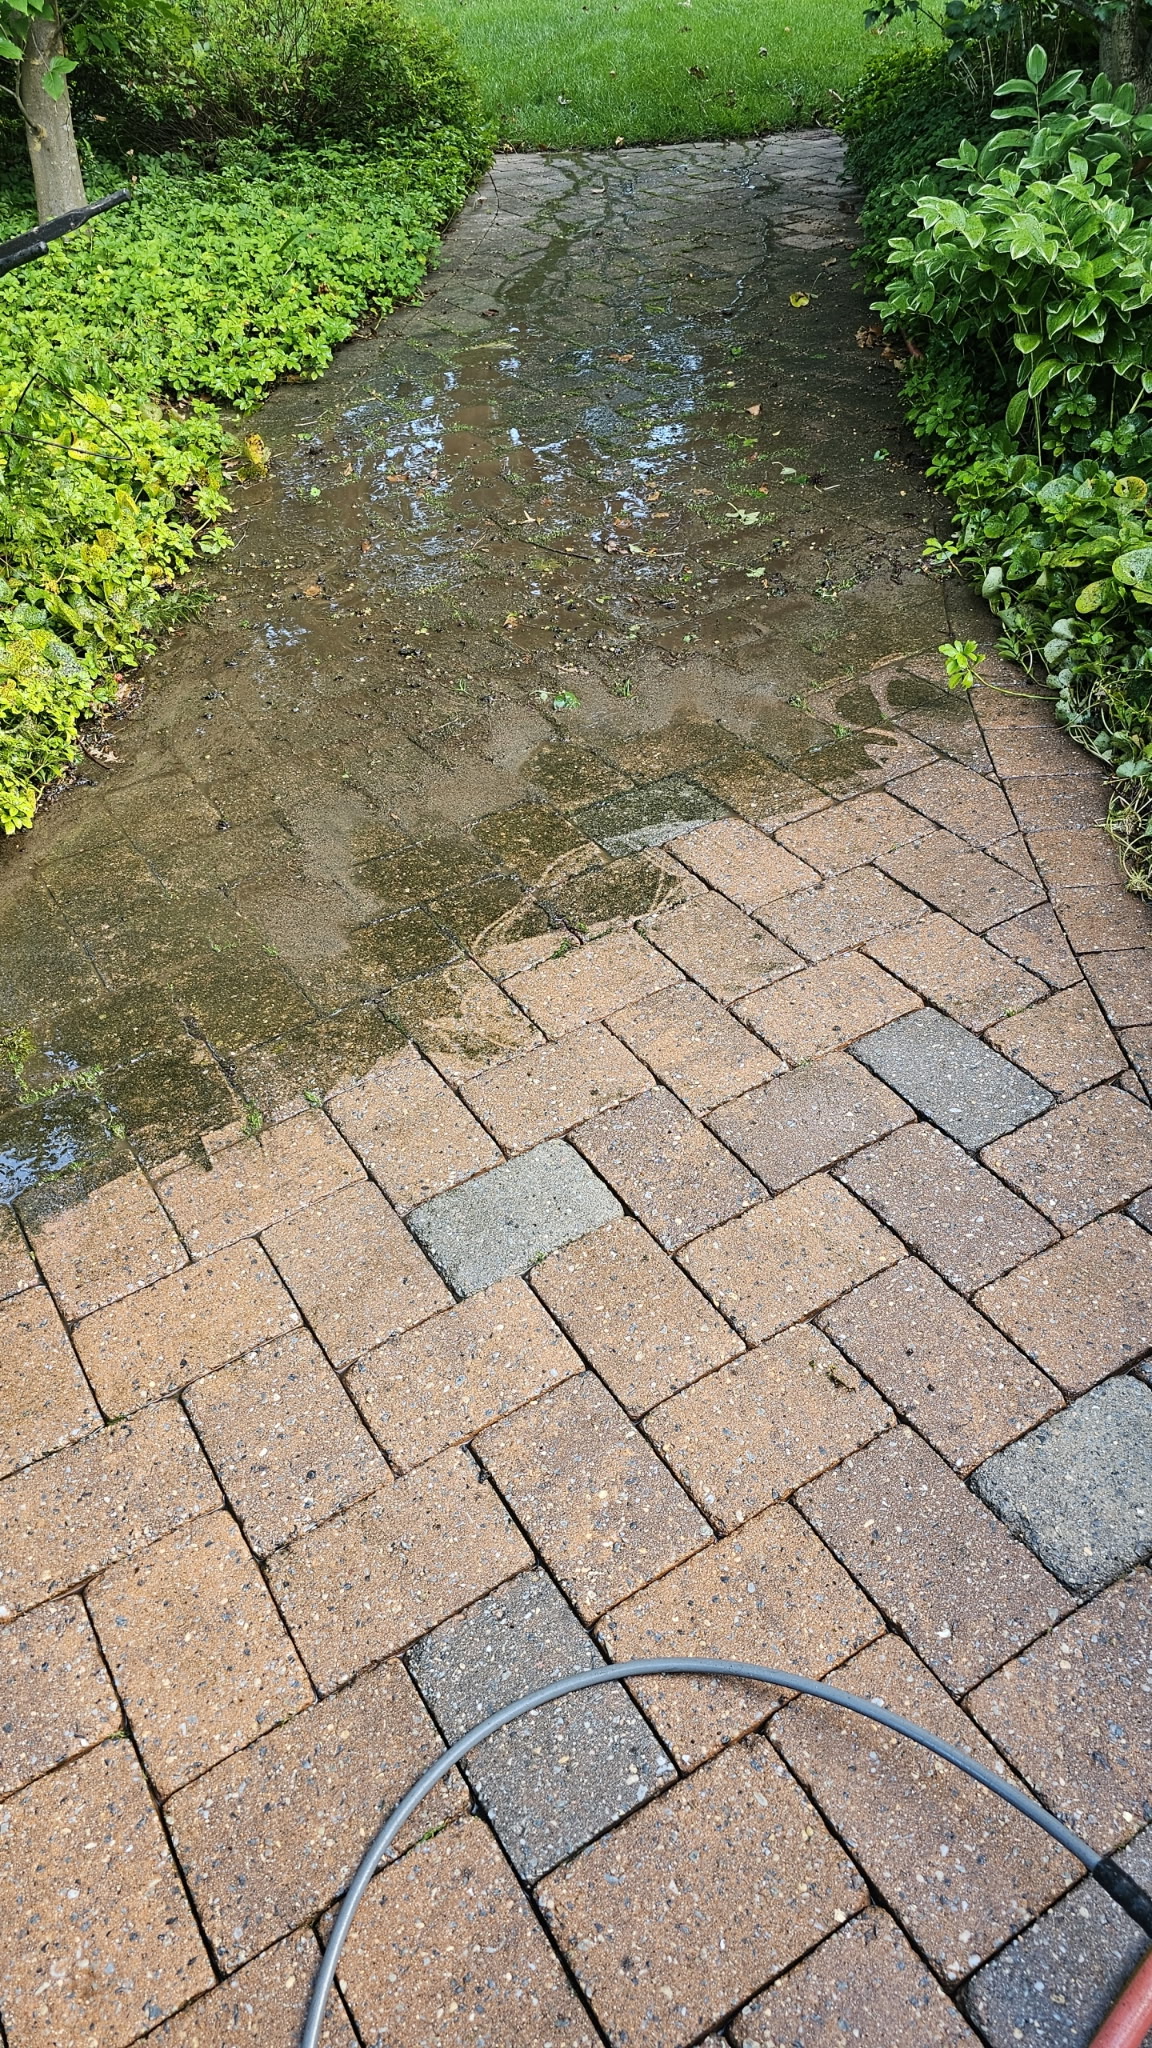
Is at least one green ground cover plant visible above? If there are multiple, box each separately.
[0,2,489,832]
[843,41,1152,888]
[406,0,914,148]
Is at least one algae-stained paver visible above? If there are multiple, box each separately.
[2,133,1152,2048]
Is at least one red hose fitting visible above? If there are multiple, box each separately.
[1087,1946,1152,2048]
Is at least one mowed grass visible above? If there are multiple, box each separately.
[407,0,917,148]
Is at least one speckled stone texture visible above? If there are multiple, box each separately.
[853,1008,1053,1149]
[407,1567,674,1878]
[407,1138,623,1294]
[971,1376,1152,1592]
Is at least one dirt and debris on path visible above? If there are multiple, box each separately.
[0,136,1150,2048]
[0,132,969,1178]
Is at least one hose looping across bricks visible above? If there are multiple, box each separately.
[300,1656,1152,2048]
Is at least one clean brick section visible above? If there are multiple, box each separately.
[0,1738,214,2048]
[88,1510,313,1796]
[476,1371,710,1620]
[165,1658,469,1969]
[158,1109,362,1254]
[538,1737,864,2048]
[0,1286,100,1476]
[266,1446,532,1689]
[531,1213,743,1415]
[72,1237,300,1412]
[772,1633,1078,1982]
[25,1167,186,1321]
[349,1275,584,1469]
[0,1401,219,1616]
[7,651,1152,2048]
[798,1427,1073,1693]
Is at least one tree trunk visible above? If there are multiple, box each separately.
[1099,1,1152,108]
[20,12,86,224]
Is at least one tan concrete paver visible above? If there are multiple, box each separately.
[532,1213,743,1416]
[985,981,1126,1097]
[980,1084,1152,1231]
[758,865,925,962]
[772,1633,1078,1983]
[475,1371,710,1621]
[733,1906,980,2047]
[0,1202,36,1298]
[1026,825,1124,896]
[797,1428,1073,1694]
[867,912,1047,1029]
[327,1041,500,1210]
[460,1021,651,1150]
[88,1509,312,1796]
[184,1329,389,1556]
[0,1401,220,1617]
[1002,772,1110,831]
[0,1737,214,2048]
[891,759,1017,846]
[572,1084,763,1250]
[609,979,782,1112]
[1058,885,1152,953]
[27,1168,186,1321]
[537,1735,864,2048]
[642,887,805,1001]
[598,1503,884,1766]
[72,1237,300,1414]
[166,1658,468,1969]
[986,903,1082,989]
[266,1446,532,1690]
[775,791,925,874]
[819,1260,1062,1473]
[708,1052,913,1192]
[349,1274,583,1470]
[735,949,921,1065]
[1084,949,1152,1028]
[147,1929,357,2048]
[507,928,681,1036]
[645,1323,893,1530]
[673,818,819,905]
[681,1172,903,1344]
[262,1177,450,1365]
[0,1595,120,1797]
[974,1213,1152,1391]
[877,829,1043,933]
[334,1817,598,2048]
[158,1109,362,1255]
[0,1285,101,1476]
[837,1119,1057,1294]
[967,1570,1152,1855]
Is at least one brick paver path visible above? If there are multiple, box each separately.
[1,138,1151,2048]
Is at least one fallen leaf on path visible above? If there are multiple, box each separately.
[608,351,634,362]
[789,292,810,308]
[301,583,323,598]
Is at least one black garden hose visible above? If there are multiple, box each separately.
[301,1655,1152,2048]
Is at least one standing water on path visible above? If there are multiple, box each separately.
[0,134,984,1189]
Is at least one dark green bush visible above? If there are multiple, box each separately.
[846,45,1152,888]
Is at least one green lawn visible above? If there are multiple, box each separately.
[407,0,917,148]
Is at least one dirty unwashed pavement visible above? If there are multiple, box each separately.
[0,134,1150,2048]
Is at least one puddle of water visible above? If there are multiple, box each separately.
[0,134,978,1189]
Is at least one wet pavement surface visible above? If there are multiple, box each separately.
[1,137,1151,2048]
[0,133,968,1182]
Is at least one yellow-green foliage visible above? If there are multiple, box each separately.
[0,126,487,832]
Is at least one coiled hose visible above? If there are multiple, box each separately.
[301,1656,1152,2048]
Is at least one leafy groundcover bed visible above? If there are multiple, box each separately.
[841,45,1152,889]
[0,125,487,833]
